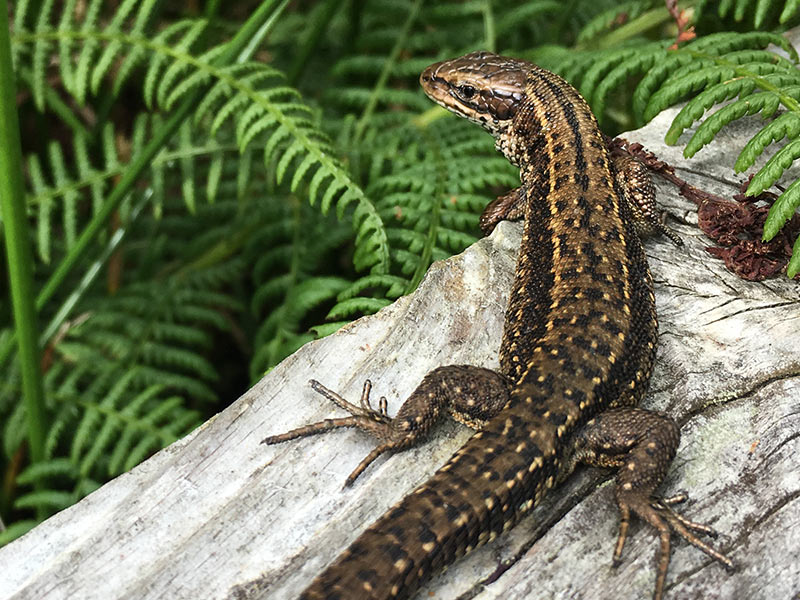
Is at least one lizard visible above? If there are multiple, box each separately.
[262,51,735,600]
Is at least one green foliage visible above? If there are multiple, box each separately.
[247,200,352,377]
[326,115,516,322]
[697,0,800,29]
[2,0,799,544]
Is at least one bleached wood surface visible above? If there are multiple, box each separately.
[2,61,800,600]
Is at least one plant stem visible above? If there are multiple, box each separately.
[288,0,343,85]
[205,0,223,18]
[406,128,443,294]
[482,0,496,53]
[0,0,46,464]
[353,0,422,143]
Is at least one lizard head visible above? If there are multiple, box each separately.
[420,51,529,137]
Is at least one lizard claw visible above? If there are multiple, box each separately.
[613,491,735,600]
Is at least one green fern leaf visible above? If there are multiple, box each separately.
[735,113,800,172]
[206,150,224,203]
[73,131,104,214]
[576,1,652,44]
[781,0,800,22]
[755,0,772,27]
[107,0,160,96]
[336,275,409,301]
[72,0,104,105]
[124,434,162,472]
[56,0,78,95]
[495,0,561,36]
[3,402,27,459]
[14,490,75,512]
[27,155,51,263]
[788,235,800,277]
[32,0,56,111]
[48,142,78,250]
[634,32,797,119]
[309,322,350,338]
[579,47,640,108]
[16,458,77,485]
[748,139,800,196]
[633,53,694,118]
[681,92,780,157]
[180,122,197,213]
[143,20,204,109]
[157,41,210,109]
[0,520,38,546]
[276,141,306,185]
[735,0,749,20]
[644,65,738,123]
[592,47,662,124]
[163,47,224,110]
[326,297,393,320]
[691,32,796,60]
[763,178,800,240]
[90,0,149,94]
[71,371,125,466]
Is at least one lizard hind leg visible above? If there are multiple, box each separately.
[572,408,735,600]
[262,365,511,487]
[613,154,684,247]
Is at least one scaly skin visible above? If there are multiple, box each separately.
[264,52,734,600]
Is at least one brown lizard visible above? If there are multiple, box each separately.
[262,51,734,600]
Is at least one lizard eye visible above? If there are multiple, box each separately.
[458,84,477,99]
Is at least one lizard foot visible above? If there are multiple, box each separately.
[263,365,510,487]
[261,379,399,487]
[613,490,735,600]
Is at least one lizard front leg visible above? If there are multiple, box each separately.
[262,365,511,486]
[479,188,526,235]
[479,153,682,246]
[571,408,736,600]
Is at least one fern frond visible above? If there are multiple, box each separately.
[251,276,350,377]
[0,254,237,513]
[23,116,258,263]
[185,62,391,273]
[244,197,353,376]
[698,0,800,28]
[326,297,393,321]
[788,233,800,277]
[325,116,516,322]
[667,79,799,148]
[14,0,162,108]
[750,138,800,195]
[94,0,159,95]
[588,45,665,122]
[14,20,390,271]
[632,32,797,119]
[13,489,75,513]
